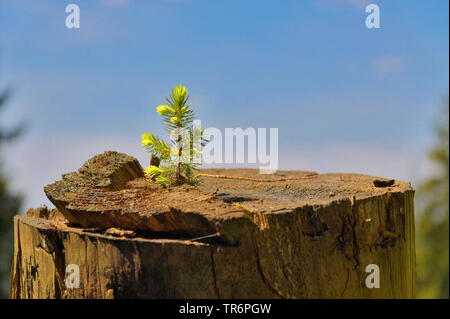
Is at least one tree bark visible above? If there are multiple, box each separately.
[10,152,416,298]
[10,190,416,299]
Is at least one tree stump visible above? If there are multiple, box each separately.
[10,152,416,298]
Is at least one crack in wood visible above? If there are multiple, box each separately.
[209,246,221,299]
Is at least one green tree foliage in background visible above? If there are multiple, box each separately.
[0,88,23,298]
[416,99,449,299]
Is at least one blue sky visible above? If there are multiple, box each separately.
[0,0,448,209]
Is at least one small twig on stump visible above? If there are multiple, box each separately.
[197,173,319,182]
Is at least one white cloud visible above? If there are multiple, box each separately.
[3,133,430,212]
[163,0,188,3]
[2,0,133,50]
[338,0,371,8]
[3,133,147,211]
[316,0,371,10]
[280,143,430,185]
[372,55,406,75]
[100,0,133,6]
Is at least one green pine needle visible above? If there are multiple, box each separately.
[141,85,205,187]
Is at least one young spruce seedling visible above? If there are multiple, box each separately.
[141,85,205,187]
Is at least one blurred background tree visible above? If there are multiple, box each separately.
[416,98,449,299]
[0,88,23,298]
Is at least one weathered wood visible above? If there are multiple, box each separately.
[10,190,416,298]
[10,152,416,298]
[44,151,144,225]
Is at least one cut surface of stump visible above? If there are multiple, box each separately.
[43,152,413,246]
[11,151,416,298]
